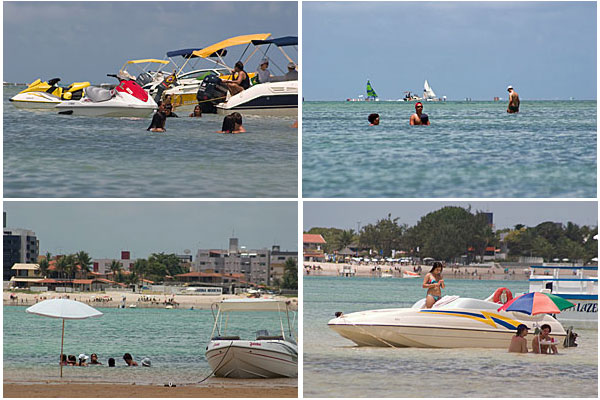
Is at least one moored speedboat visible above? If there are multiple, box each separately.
[9,78,90,109]
[56,77,157,117]
[528,265,598,326]
[206,299,298,379]
[328,292,566,348]
[194,35,298,115]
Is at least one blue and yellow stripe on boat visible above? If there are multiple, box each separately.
[419,310,522,330]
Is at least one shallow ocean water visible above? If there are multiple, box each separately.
[3,305,297,386]
[302,101,596,198]
[3,86,297,198]
[303,277,598,398]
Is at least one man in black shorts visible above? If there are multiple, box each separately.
[507,85,520,113]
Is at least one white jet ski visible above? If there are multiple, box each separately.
[56,75,157,117]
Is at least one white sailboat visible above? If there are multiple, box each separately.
[423,80,437,101]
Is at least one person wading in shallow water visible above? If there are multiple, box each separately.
[506,85,520,113]
[410,102,430,125]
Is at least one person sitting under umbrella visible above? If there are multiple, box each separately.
[532,324,559,354]
[508,324,529,353]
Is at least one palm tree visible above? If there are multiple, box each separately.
[55,256,68,280]
[63,255,77,287]
[109,260,123,279]
[75,251,92,276]
[38,252,52,278]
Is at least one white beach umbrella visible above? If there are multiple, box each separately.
[26,299,103,377]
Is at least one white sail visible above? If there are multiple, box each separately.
[423,80,436,99]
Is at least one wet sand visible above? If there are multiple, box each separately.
[3,383,297,398]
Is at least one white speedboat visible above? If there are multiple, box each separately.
[328,292,566,348]
[215,80,298,116]
[206,299,298,379]
[194,35,298,115]
[56,77,156,117]
[402,271,420,278]
[9,78,90,110]
[528,265,598,326]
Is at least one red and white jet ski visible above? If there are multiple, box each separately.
[56,75,157,117]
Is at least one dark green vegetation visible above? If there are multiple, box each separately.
[306,206,597,263]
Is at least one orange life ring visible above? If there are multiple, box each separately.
[493,287,513,304]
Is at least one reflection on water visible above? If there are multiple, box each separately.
[304,277,598,397]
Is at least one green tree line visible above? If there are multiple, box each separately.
[306,206,597,264]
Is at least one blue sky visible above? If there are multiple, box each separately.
[304,201,598,231]
[4,202,298,259]
[303,2,596,100]
[3,1,297,84]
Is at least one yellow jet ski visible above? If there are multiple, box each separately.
[9,78,90,109]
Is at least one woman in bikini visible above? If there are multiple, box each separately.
[423,261,445,308]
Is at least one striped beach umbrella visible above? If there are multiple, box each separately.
[497,292,575,315]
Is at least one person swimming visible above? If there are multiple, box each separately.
[368,113,380,126]
[423,261,445,308]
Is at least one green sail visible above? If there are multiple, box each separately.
[366,80,378,99]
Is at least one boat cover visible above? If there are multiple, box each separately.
[167,48,227,59]
[251,36,298,47]
[193,33,271,58]
[84,86,114,102]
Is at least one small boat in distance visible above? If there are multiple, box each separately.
[366,80,379,101]
[423,80,447,102]
[347,80,380,102]
[206,299,298,378]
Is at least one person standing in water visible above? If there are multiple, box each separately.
[506,85,520,113]
[410,102,430,125]
[423,261,445,308]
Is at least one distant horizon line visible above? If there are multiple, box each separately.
[304,98,597,102]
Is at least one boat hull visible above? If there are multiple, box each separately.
[328,305,566,348]
[9,92,61,109]
[216,81,298,116]
[206,340,297,378]
[56,102,155,118]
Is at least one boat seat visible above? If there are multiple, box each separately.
[212,335,241,340]
[256,335,284,340]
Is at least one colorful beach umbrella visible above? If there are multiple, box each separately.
[26,299,103,377]
[497,292,575,315]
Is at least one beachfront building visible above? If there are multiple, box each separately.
[9,263,43,288]
[174,271,245,294]
[3,227,39,282]
[270,245,298,284]
[303,234,326,262]
[193,238,297,286]
[93,251,137,274]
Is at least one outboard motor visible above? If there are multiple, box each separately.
[136,72,154,88]
[196,74,228,113]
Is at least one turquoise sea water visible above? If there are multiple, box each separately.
[3,306,297,386]
[303,277,598,397]
[3,87,297,198]
[302,101,596,198]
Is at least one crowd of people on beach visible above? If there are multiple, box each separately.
[61,353,151,367]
